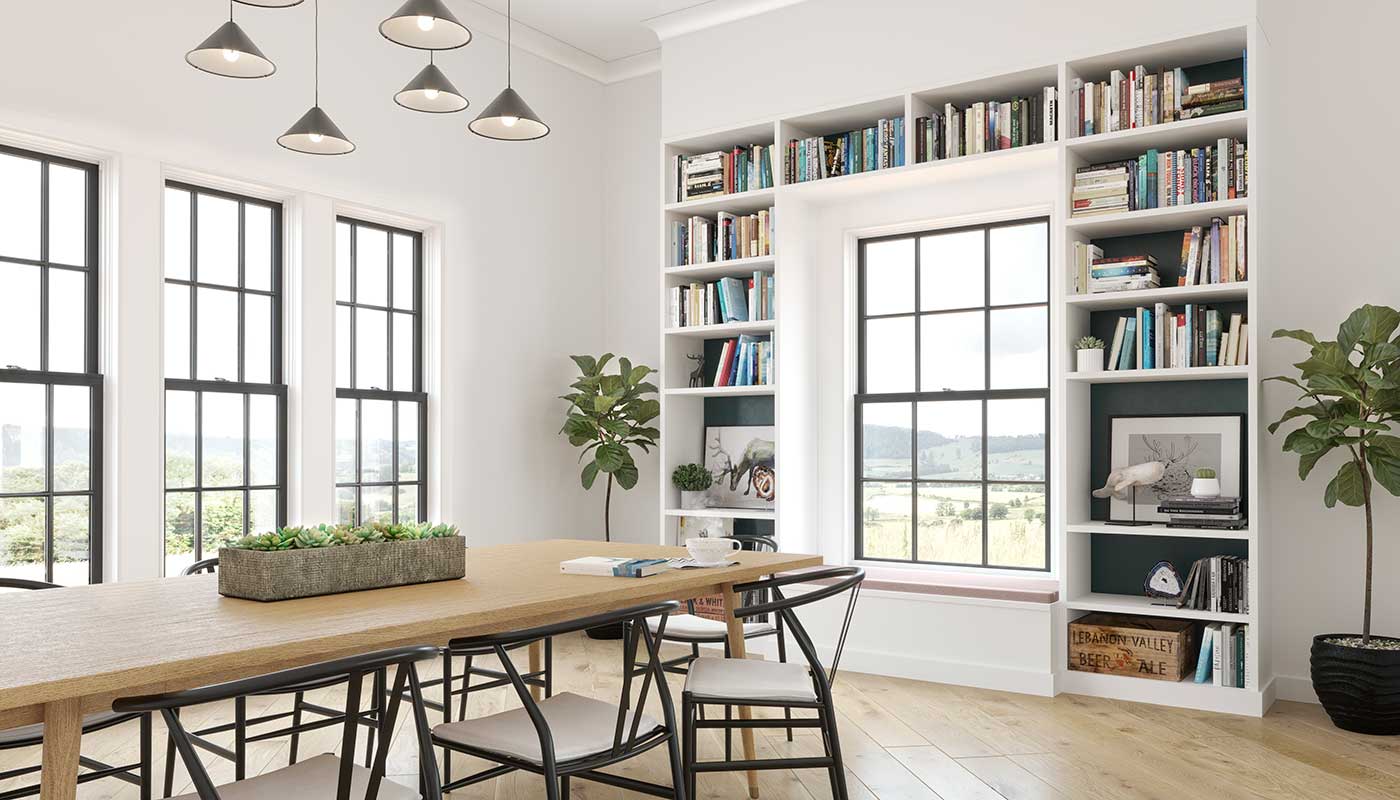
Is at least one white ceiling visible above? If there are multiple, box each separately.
[454,0,808,82]
[470,0,709,63]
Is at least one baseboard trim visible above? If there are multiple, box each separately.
[1274,673,1319,704]
[820,645,1055,696]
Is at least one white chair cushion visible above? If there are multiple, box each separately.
[0,711,131,746]
[433,691,661,764]
[170,753,417,800]
[648,613,775,641]
[684,657,817,703]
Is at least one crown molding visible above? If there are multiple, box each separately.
[602,49,662,83]
[643,0,808,42]
[453,6,616,83]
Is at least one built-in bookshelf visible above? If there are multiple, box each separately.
[657,21,1267,716]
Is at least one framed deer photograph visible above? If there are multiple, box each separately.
[1107,413,1243,522]
[703,425,776,509]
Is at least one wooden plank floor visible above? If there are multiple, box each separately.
[4,632,1398,799]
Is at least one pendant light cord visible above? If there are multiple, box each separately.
[506,0,512,87]
[228,0,233,21]
[313,0,319,105]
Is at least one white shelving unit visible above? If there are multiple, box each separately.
[656,20,1268,716]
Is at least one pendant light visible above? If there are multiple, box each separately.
[469,0,548,141]
[395,52,469,113]
[278,0,354,155]
[380,0,471,50]
[186,1,276,79]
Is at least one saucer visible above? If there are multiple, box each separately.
[686,559,733,568]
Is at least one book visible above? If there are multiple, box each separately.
[1068,60,1243,139]
[1106,317,1127,370]
[670,208,774,266]
[675,144,774,202]
[1196,623,1216,683]
[915,87,1057,163]
[560,556,672,578]
[669,272,774,327]
[786,117,904,183]
[1211,624,1224,686]
[1071,144,1246,218]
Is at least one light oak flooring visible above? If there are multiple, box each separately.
[5,632,1400,799]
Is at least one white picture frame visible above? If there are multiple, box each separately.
[1108,414,1242,522]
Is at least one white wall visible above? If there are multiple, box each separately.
[0,0,608,578]
[1257,0,1400,701]
[599,73,663,544]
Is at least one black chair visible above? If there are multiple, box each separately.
[0,578,152,800]
[164,558,388,796]
[115,645,442,800]
[431,601,685,800]
[681,566,864,800]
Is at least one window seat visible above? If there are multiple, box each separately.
[791,565,1058,604]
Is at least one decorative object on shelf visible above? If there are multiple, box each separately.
[277,0,354,155]
[1106,414,1243,523]
[678,515,731,542]
[687,353,705,387]
[1267,304,1400,734]
[378,0,472,50]
[1068,612,1198,681]
[186,2,276,79]
[1076,335,1105,373]
[1143,560,1183,601]
[1092,460,1163,526]
[394,52,468,113]
[672,463,714,510]
[469,0,549,141]
[219,522,463,601]
[1191,467,1222,498]
[559,353,659,543]
[704,425,775,509]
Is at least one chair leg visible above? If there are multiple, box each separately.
[457,655,473,722]
[559,774,571,798]
[288,691,305,765]
[724,704,733,762]
[543,766,561,800]
[665,720,686,800]
[776,631,794,741]
[544,637,554,698]
[234,695,247,780]
[162,708,179,797]
[683,697,698,800]
[365,668,384,768]
[441,653,454,787]
[139,712,153,800]
[821,704,849,800]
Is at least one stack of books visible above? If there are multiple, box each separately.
[1195,622,1252,688]
[1070,139,1248,218]
[1177,554,1249,612]
[673,145,774,202]
[713,334,773,387]
[1159,494,1245,529]
[1072,248,1160,294]
[560,556,672,578]
[785,117,904,183]
[1105,307,1248,370]
[1175,216,1247,285]
[912,87,1057,163]
[1067,58,1244,137]
[669,271,774,327]
[668,208,773,266]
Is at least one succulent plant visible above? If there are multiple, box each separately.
[1076,335,1106,351]
[227,520,461,550]
[1195,467,1217,479]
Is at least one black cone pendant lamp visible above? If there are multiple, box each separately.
[380,0,472,50]
[186,2,276,78]
[469,0,548,141]
[395,53,469,113]
[278,0,354,154]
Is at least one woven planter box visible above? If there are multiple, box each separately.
[217,536,466,601]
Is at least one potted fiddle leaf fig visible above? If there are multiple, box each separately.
[1268,304,1400,734]
[559,353,660,542]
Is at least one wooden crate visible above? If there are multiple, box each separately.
[1068,612,1199,681]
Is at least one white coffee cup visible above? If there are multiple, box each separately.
[686,537,741,564]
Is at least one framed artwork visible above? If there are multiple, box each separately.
[702,425,776,509]
[1108,414,1243,522]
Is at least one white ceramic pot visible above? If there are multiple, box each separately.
[1190,477,1221,498]
[680,490,709,510]
[1077,348,1105,373]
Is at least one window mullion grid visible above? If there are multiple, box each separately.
[354,397,363,525]
[242,393,251,538]
[385,230,394,393]
[910,237,921,562]
[193,390,204,562]
[188,191,199,381]
[391,400,400,523]
[981,228,993,567]
[237,200,246,385]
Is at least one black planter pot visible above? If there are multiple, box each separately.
[1311,633,1400,735]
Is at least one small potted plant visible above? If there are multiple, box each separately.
[1190,467,1220,497]
[1076,336,1106,373]
[1268,305,1400,734]
[672,463,714,509]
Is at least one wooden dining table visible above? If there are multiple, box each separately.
[0,539,821,800]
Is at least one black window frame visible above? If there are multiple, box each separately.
[162,181,287,570]
[854,216,1051,571]
[0,144,103,584]
[335,216,427,526]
